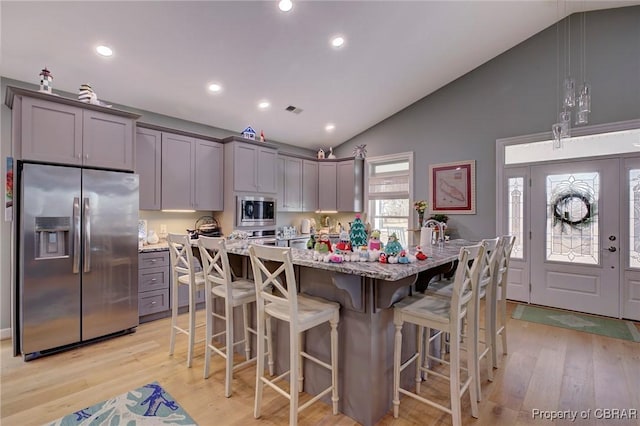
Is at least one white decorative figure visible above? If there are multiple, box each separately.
[317,149,325,159]
[327,147,336,159]
[39,67,53,93]
[353,144,367,159]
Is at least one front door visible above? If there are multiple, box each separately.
[530,159,620,317]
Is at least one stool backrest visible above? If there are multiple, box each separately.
[197,236,234,296]
[479,237,500,293]
[167,233,197,283]
[496,235,517,295]
[450,242,485,322]
[248,245,298,318]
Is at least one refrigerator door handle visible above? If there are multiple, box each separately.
[72,197,81,274]
[83,197,91,273]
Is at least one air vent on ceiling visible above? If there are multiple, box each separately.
[285,105,303,114]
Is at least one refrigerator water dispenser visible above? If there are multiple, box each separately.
[35,216,70,259]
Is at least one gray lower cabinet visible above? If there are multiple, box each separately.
[10,88,137,171]
[138,251,171,321]
[161,132,224,211]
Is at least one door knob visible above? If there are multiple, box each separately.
[607,246,617,252]
[609,235,617,241]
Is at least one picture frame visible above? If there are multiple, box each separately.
[429,160,476,214]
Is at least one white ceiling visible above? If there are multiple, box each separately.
[2,1,638,150]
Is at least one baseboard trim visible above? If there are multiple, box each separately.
[1,328,12,340]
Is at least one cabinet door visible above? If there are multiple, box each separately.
[318,162,337,211]
[257,147,278,193]
[194,138,224,211]
[233,143,258,192]
[21,97,82,165]
[277,157,286,211]
[83,110,134,170]
[337,160,355,212]
[161,133,194,210]
[302,160,319,212]
[136,128,162,210]
[278,156,302,211]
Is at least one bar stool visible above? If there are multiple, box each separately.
[197,236,274,397]
[422,237,500,401]
[167,233,206,367]
[491,235,516,368]
[248,244,340,426]
[392,242,484,426]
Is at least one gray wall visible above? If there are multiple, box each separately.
[336,6,640,240]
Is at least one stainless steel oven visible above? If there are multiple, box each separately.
[236,196,276,227]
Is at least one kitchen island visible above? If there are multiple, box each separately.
[224,239,470,426]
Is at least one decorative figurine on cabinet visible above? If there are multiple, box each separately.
[260,130,266,142]
[353,144,367,159]
[317,148,325,159]
[39,67,53,94]
[327,147,336,159]
[242,126,257,140]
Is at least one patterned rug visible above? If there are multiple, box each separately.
[45,382,197,425]
[513,304,640,342]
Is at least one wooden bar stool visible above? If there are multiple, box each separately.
[197,236,274,397]
[167,233,206,367]
[392,242,485,426]
[248,244,340,426]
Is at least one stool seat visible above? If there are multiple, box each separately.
[265,294,339,331]
[210,279,255,304]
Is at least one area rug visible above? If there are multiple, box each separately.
[45,382,197,425]
[512,304,640,343]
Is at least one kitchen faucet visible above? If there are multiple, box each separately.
[423,219,447,246]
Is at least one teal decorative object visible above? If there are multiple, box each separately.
[349,214,367,248]
[384,233,403,256]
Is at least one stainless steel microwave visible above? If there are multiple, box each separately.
[236,196,276,227]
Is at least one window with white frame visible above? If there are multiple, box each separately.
[365,153,413,246]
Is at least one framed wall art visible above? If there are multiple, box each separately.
[429,160,476,214]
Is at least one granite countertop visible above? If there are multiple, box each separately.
[225,239,472,281]
[139,242,169,252]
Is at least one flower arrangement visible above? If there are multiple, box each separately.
[414,200,428,214]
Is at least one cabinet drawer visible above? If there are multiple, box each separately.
[139,289,169,316]
[139,251,169,269]
[139,266,170,292]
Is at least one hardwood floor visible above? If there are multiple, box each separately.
[1,302,638,426]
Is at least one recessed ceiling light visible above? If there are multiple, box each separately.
[96,45,113,57]
[325,123,335,132]
[208,83,222,93]
[330,36,345,48]
[258,101,270,110]
[279,0,293,12]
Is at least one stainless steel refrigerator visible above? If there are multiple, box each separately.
[16,162,139,360]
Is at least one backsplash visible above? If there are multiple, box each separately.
[139,210,203,241]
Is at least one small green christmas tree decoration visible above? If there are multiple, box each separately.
[349,214,368,249]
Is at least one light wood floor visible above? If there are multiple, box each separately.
[1,302,639,426]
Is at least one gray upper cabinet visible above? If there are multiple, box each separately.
[337,159,364,212]
[302,160,318,212]
[194,138,223,211]
[232,142,277,193]
[136,127,162,210]
[16,93,135,171]
[318,162,337,211]
[161,132,223,211]
[277,155,302,212]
